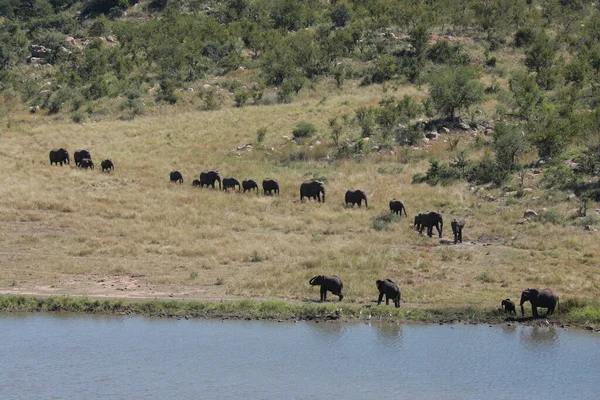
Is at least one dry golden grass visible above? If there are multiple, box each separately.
[1,82,598,311]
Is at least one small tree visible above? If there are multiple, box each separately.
[493,123,529,172]
[329,117,343,146]
[293,121,316,139]
[331,4,351,27]
[428,66,484,119]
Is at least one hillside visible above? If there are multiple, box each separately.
[0,1,599,317]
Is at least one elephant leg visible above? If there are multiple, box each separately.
[320,286,327,302]
[532,306,538,318]
[385,295,390,305]
[436,224,442,238]
[395,297,400,308]
[377,292,384,305]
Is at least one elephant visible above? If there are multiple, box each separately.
[389,200,407,216]
[49,148,70,166]
[199,170,221,189]
[520,288,559,318]
[345,189,368,208]
[192,179,201,187]
[309,275,343,302]
[223,177,241,192]
[74,149,91,167]
[451,219,465,244]
[242,179,258,193]
[418,211,443,238]
[300,180,325,203]
[376,279,401,308]
[101,159,114,173]
[79,158,94,170]
[501,299,516,315]
[414,213,424,231]
[170,170,183,183]
[262,178,279,196]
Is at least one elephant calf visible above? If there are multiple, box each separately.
[101,159,114,173]
[74,149,91,167]
[376,279,401,308]
[520,288,559,318]
[451,219,465,244]
[345,189,368,208]
[309,275,343,302]
[170,170,183,183]
[389,200,407,216]
[79,158,94,170]
[242,179,258,193]
[192,179,201,187]
[501,299,516,315]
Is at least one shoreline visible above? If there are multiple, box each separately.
[1,294,598,331]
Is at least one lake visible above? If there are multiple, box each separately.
[1,314,599,399]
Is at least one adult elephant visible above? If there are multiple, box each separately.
[309,275,343,302]
[376,279,401,308]
[300,180,325,203]
[49,148,70,166]
[419,211,443,238]
[79,158,94,170]
[170,170,183,183]
[199,170,221,189]
[262,178,279,196]
[520,288,559,318]
[223,177,241,192]
[242,179,258,193]
[345,189,368,208]
[389,200,407,216]
[101,159,114,173]
[74,149,91,167]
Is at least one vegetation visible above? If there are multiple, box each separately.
[0,0,600,325]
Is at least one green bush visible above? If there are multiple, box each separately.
[292,121,317,139]
[234,90,249,107]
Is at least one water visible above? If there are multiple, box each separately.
[1,314,599,399]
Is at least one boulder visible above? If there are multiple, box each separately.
[523,210,538,218]
[30,45,48,58]
[425,131,440,140]
[459,122,471,131]
[438,126,450,134]
[26,57,47,65]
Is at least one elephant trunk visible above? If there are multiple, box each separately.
[309,277,318,286]
[364,197,368,208]
[322,192,325,203]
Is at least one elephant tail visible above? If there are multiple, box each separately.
[403,206,407,217]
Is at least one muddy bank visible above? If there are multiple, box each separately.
[0,295,598,331]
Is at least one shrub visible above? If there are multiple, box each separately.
[331,4,351,27]
[234,90,249,107]
[256,127,267,143]
[514,28,535,48]
[292,121,316,139]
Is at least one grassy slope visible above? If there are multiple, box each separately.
[0,79,599,320]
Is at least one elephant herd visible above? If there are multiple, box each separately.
[310,274,559,319]
[309,275,401,308]
[49,148,114,173]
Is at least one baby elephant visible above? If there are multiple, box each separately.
[451,219,465,244]
[376,279,401,308]
[501,299,516,315]
[309,275,343,302]
[170,170,183,183]
[101,159,114,173]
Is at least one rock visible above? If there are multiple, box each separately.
[26,57,47,65]
[106,36,116,43]
[584,225,598,232]
[282,136,290,140]
[568,193,577,200]
[516,218,528,225]
[438,126,450,134]
[371,146,380,151]
[459,122,471,130]
[422,138,430,145]
[186,88,194,92]
[522,188,534,192]
[30,45,48,58]
[504,191,517,197]
[487,194,496,202]
[564,159,579,169]
[425,131,439,140]
[484,128,494,136]
[523,210,538,218]
[314,140,321,145]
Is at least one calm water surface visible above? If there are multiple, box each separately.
[1,314,599,399]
